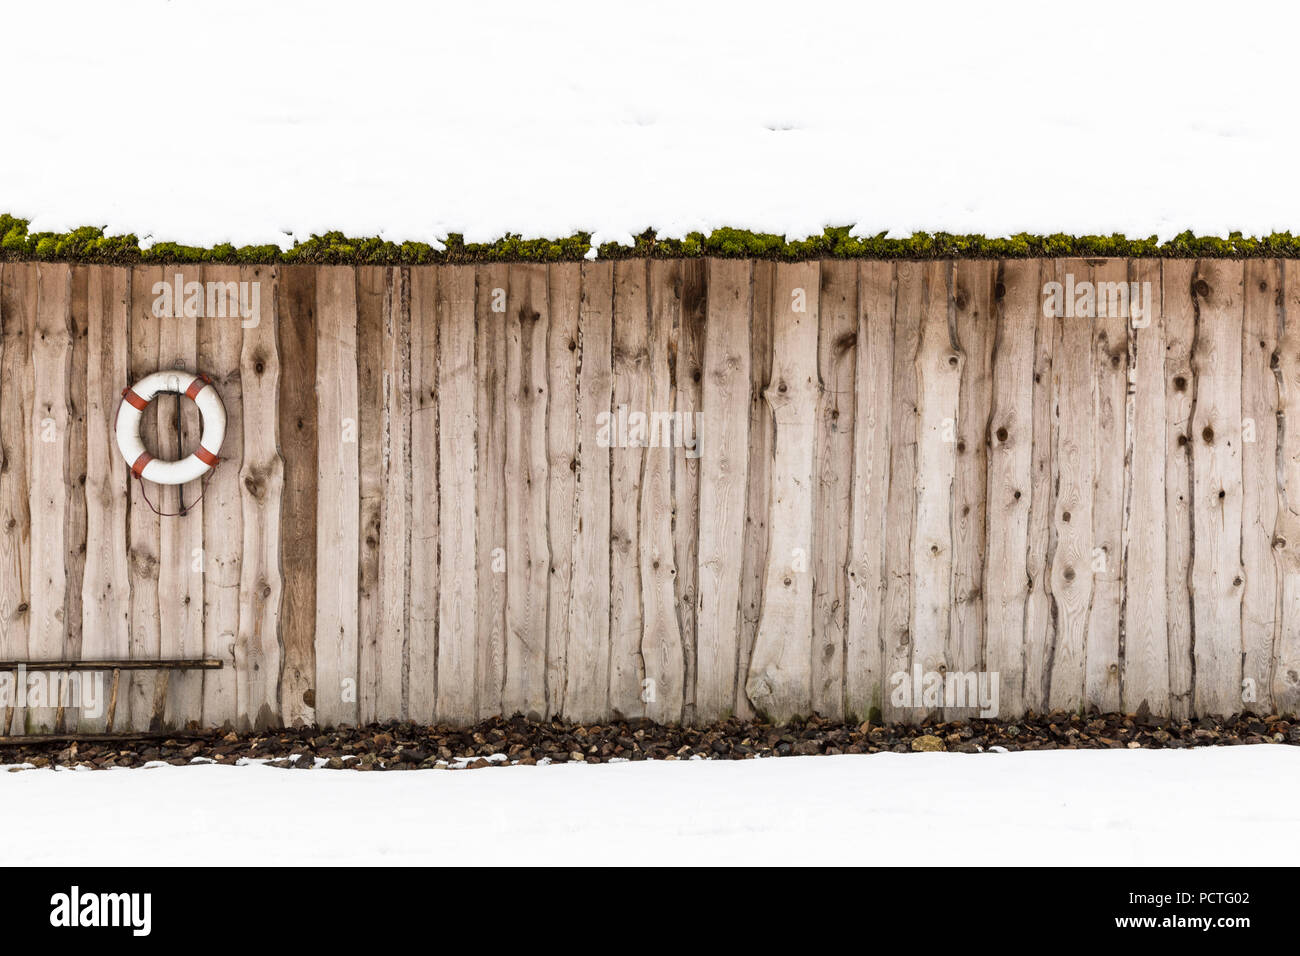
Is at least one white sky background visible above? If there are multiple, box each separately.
[4,0,1296,250]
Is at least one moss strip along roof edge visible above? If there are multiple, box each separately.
[6,216,1300,264]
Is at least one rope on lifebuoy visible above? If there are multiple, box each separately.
[114,370,226,514]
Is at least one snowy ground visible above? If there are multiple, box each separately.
[2,747,1295,865]
[6,1,1299,248]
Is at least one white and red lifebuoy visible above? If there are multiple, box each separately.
[115,370,226,484]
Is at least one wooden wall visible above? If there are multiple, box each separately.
[0,258,1298,732]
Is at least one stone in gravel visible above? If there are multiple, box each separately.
[911,734,945,752]
[325,756,345,770]
[710,739,730,755]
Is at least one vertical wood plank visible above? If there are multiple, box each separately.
[881,263,921,723]
[80,267,131,732]
[1163,260,1196,719]
[1276,260,1300,715]
[0,262,33,733]
[237,265,283,731]
[846,261,892,721]
[314,266,360,728]
[983,260,1037,718]
[673,260,706,723]
[157,268,203,729]
[641,259,685,723]
[475,264,508,719]
[503,263,549,718]
[1046,260,1095,712]
[747,261,819,722]
[277,266,317,727]
[910,261,960,720]
[127,265,161,731]
[1085,259,1128,713]
[545,263,580,718]
[440,266,484,724]
[609,259,648,718]
[811,260,855,721]
[950,261,995,707]
[197,265,245,728]
[696,259,751,721]
[564,262,612,722]
[1241,259,1280,715]
[377,268,411,719]
[355,266,385,723]
[1190,260,1245,717]
[61,265,88,730]
[409,266,441,723]
[1122,260,1170,715]
[736,261,772,721]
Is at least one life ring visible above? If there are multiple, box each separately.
[115,370,226,484]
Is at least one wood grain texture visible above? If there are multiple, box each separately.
[696,259,751,721]
[983,260,1037,718]
[609,260,648,718]
[641,260,685,722]
[409,266,440,723]
[197,265,244,728]
[503,264,550,718]
[674,260,707,723]
[355,266,385,724]
[1122,260,1170,715]
[564,262,613,722]
[277,266,317,726]
[1276,260,1300,715]
[377,268,411,719]
[846,262,892,721]
[811,260,855,721]
[237,265,283,731]
[1163,260,1196,720]
[0,263,33,733]
[475,264,508,719]
[747,261,819,722]
[79,267,131,732]
[1189,260,1245,717]
[314,266,360,728]
[62,265,88,730]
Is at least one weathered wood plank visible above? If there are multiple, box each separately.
[503,264,550,718]
[545,263,580,718]
[377,268,411,720]
[475,264,508,719]
[1240,259,1280,715]
[441,266,486,723]
[1189,260,1245,717]
[1276,260,1300,715]
[157,268,203,729]
[747,261,819,722]
[564,262,613,722]
[1163,260,1196,719]
[314,266,360,728]
[1046,260,1095,712]
[910,261,960,720]
[609,260,648,718]
[811,260,855,721]
[79,267,131,733]
[0,262,33,733]
[641,259,685,723]
[355,266,385,724]
[127,265,162,731]
[1122,260,1170,716]
[409,266,440,723]
[277,266,317,727]
[1085,259,1128,713]
[846,261,892,722]
[983,260,1037,718]
[61,265,88,730]
[881,263,921,723]
[197,265,245,728]
[736,261,773,721]
[696,259,751,721]
[950,261,994,712]
[674,260,706,723]
[237,265,283,731]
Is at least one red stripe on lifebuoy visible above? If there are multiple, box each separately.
[122,388,149,411]
[195,446,220,467]
[185,375,211,400]
[130,452,153,478]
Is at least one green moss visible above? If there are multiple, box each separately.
[2,214,1299,264]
